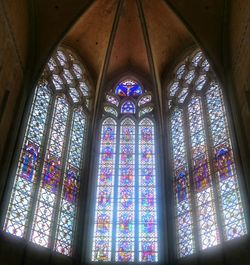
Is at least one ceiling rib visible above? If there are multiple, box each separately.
[92,0,124,122]
[136,0,163,121]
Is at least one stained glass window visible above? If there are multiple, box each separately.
[121,101,136,114]
[92,79,159,262]
[167,50,247,257]
[115,79,143,97]
[3,46,91,256]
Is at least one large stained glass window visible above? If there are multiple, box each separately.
[3,46,91,256]
[92,79,158,262]
[167,50,247,257]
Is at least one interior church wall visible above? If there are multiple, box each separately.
[0,1,250,265]
[229,0,250,152]
[0,0,29,202]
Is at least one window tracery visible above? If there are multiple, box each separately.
[92,79,158,262]
[167,50,247,257]
[3,46,91,256]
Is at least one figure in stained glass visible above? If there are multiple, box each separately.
[193,157,210,192]
[118,241,132,262]
[21,142,39,181]
[141,127,152,142]
[142,146,152,163]
[176,169,188,202]
[43,157,61,193]
[120,188,133,208]
[120,167,133,185]
[142,212,155,233]
[97,213,110,234]
[102,146,113,162]
[141,242,156,262]
[121,144,133,163]
[119,213,133,234]
[115,79,142,97]
[103,126,115,142]
[98,189,111,207]
[142,167,153,185]
[142,189,154,207]
[123,127,133,141]
[214,144,233,180]
[100,167,112,185]
[94,241,109,261]
[64,167,78,203]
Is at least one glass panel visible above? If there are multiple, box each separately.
[115,118,135,261]
[139,118,158,262]
[170,108,194,257]
[188,96,219,250]
[206,82,247,240]
[31,96,69,247]
[191,51,202,67]
[106,95,119,106]
[104,106,118,117]
[92,118,117,261]
[121,101,135,114]
[169,82,179,97]
[138,95,152,107]
[69,87,80,103]
[57,50,67,66]
[52,75,63,90]
[79,81,89,97]
[201,59,210,72]
[4,85,52,238]
[48,58,57,71]
[73,63,83,79]
[178,87,189,104]
[63,69,74,85]
[195,75,206,91]
[139,106,153,117]
[176,65,186,79]
[121,101,135,113]
[55,108,87,256]
[115,80,142,97]
[184,70,195,85]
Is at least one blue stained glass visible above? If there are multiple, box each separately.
[139,118,158,262]
[21,142,39,182]
[119,213,133,234]
[115,79,142,97]
[92,118,117,261]
[93,80,159,262]
[116,118,135,261]
[117,241,133,262]
[121,101,135,114]
[176,169,188,203]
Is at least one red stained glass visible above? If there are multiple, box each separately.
[214,143,233,181]
[141,242,157,262]
[43,156,61,193]
[117,241,133,261]
[193,157,210,192]
[98,188,111,208]
[64,167,78,203]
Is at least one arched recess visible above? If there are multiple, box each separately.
[91,77,160,262]
[1,46,93,256]
[165,49,248,258]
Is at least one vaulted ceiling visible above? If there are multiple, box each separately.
[30,0,226,92]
